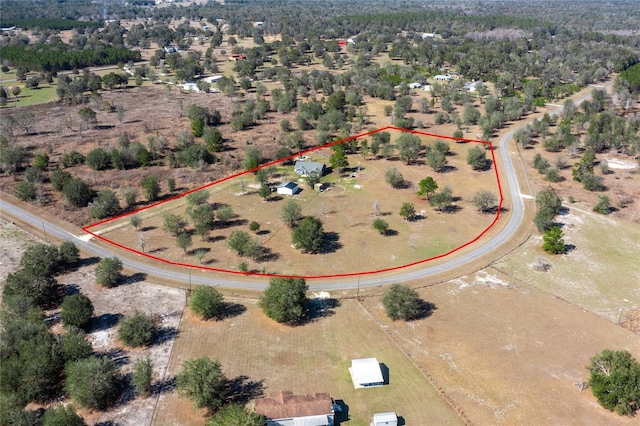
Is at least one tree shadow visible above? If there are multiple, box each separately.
[439,164,458,173]
[217,218,248,229]
[564,243,577,253]
[219,302,247,320]
[140,226,157,232]
[123,272,147,285]
[101,347,129,366]
[208,235,226,243]
[334,400,350,425]
[91,313,123,331]
[398,416,406,425]
[148,247,167,254]
[257,229,271,236]
[77,256,101,268]
[320,232,342,254]
[225,376,265,405]
[151,376,176,396]
[303,298,340,324]
[383,229,399,236]
[412,300,437,320]
[443,204,463,213]
[154,326,179,345]
[255,247,280,263]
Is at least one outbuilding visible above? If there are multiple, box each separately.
[277,182,299,196]
[372,412,398,426]
[349,358,384,388]
[255,391,335,426]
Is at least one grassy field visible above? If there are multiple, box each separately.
[153,297,463,426]
[93,134,502,277]
[493,205,640,323]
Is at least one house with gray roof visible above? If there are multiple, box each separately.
[294,161,326,177]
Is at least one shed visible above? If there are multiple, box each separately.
[372,412,398,426]
[255,391,335,426]
[294,161,325,177]
[277,182,299,196]
[349,358,384,388]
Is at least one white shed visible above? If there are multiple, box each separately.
[372,412,398,426]
[349,358,384,388]
[277,182,299,196]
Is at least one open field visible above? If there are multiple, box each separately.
[93,133,502,277]
[494,205,640,324]
[154,297,464,426]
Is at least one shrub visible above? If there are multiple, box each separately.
[382,284,424,321]
[190,286,224,320]
[132,357,153,396]
[593,195,611,215]
[62,177,94,208]
[42,405,86,426]
[118,311,157,347]
[60,294,94,331]
[85,148,111,170]
[372,218,389,235]
[13,180,36,201]
[65,356,122,410]
[95,257,123,288]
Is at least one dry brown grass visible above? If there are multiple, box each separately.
[154,297,463,426]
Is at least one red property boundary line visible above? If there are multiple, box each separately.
[84,126,503,279]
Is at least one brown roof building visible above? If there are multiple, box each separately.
[255,391,335,426]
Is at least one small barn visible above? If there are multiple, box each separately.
[294,161,325,177]
[277,182,299,196]
[255,391,335,426]
[349,358,384,388]
[372,412,398,426]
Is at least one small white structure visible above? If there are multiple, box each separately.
[204,75,223,84]
[408,82,422,89]
[372,412,398,426]
[434,74,452,81]
[277,182,299,196]
[349,358,384,388]
[181,82,199,92]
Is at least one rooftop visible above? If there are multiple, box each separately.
[255,391,333,420]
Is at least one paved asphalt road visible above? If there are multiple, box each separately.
[0,88,603,290]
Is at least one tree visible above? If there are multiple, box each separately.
[243,146,262,170]
[384,167,404,189]
[62,177,94,208]
[205,127,225,152]
[396,133,422,164]
[130,215,142,229]
[58,240,80,270]
[292,216,324,253]
[260,277,309,324]
[581,173,605,191]
[60,294,94,331]
[118,311,157,347]
[281,199,303,229]
[430,187,454,212]
[61,326,93,364]
[13,180,36,201]
[588,349,640,416]
[417,177,438,200]
[206,404,265,426]
[141,176,161,201]
[533,188,562,232]
[163,213,187,236]
[85,148,111,170]
[228,230,262,259]
[132,357,153,397]
[190,285,224,320]
[593,195,611,215]
[542,226,565,254]
[65,356,123,410]
[330,144,349,173]
[467,145,489,170]
[399,202,416,221]
[372,218,389,235]
[78,107,97,130]
[427,149,447,172]
[90,190,121,219]
[382,284,424,321]
[95,257,123,288]
[249,221,261,232]
[176,233,193,254]
[176,356,228,412]
[42,405,87,426]
[472,190,498,213]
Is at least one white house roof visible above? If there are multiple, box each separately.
[350,358,383,386]
[373,412,397,422]
[278,181,298,190]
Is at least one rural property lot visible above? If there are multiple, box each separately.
[90,130,502,277]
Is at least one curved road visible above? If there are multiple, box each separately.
[0,87,604,291]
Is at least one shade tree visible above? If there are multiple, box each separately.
[176,356,228,413]
[382,284,428,321]
[118,311,157,347]
[190,285,225,320]
[417,177,438,200]
[65,356,123,410]
[588,349,640,416]
[292,216,324,253]
[260,277,309,325]
[472,190,498,213]
[95,257,123,288]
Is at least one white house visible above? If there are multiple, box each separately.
[181,82,199,92]
[372,412,398,426]
[408,82,422,89]
[434,74,452,81]
[277,182,299,196]
[204,75,223,84]
[255,391,335,426]
[294,161,326,177]
[349,358,384,388]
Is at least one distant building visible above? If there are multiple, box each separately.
[349,358,384,388]
[255,391,335,426]
[372,412,398,426]
[229,53,247,61]
[408,82,422,89]
[294,161,326,177]
[277,182,299,196]
[434,74,452,81]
